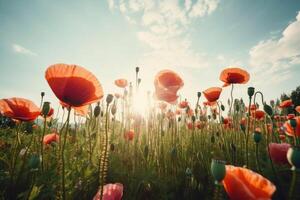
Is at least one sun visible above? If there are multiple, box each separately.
[132,90,150,116]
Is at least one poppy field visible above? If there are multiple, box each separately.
[0,64,300,200]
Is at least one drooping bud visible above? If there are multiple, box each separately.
[41,102,51,116]
[264,104,273,116]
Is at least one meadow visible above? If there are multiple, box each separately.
[0,64,300,200]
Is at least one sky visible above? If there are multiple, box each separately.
[0,0,300,114]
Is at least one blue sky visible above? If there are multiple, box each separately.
[0,0,300,111]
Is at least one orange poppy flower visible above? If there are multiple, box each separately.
[43,133,59,145]
[154,70,184,93]
[203,87,222,102]
[252,110,265,120]
[74,105,89,117]
[223,165,276,200]
[279,99,293,108]
[115,79,128,88]
[284,116,300,137]
[45,63,103,108]
[296,106,300,113]
[0,97,40,121]
[219,67,250,87]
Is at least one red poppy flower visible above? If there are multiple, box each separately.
[179,100,188,109]
[187,108,194,116]
[219,67,250,87]
[196,121,205,129]
[124,130,134,141]
[155,88,178,104]
[268,143,291,165]
[240,117,247,126]
[223,165,276,200]
[296,106,300,113]
[252,110,265,120]
[115,79,128,88]
[274,115,280,120]
[154,70,184,93]
[166,110,175,119]
[284,116,300,137]
[47,108,54,118]
[203,87,222,102]
[93,183,123,200]
[0,97,40,121]
[279,99,293,108]
[45,63,103,108]
[175,109,181,115]
[187,122,194,130]
[43,133,59,145]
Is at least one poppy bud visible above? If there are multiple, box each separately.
[208,115,211,120]
[41,92,45,97]
[178,117,181,122]
[135,66,139,73]
[290,118,297,128]
[110,143,115,152]
[253,130,262,143]
[106,94,114,105]
[197,92,201,98]
[231,143,236,152]
[221,104,225,111]
[41,102,51,116]
[185,168,192,177]
[191,116,196,122]
[264,104,273,116]
[28,154,40,171]
[144,145,149,158]
[111,103,117,115]
[94,104,101,117]
[235,103,240,112]
[211,135,215,143]
[240,124,246,133]
[170,147,177,159]
[211,159,226,185]
[287,146,300,170]
[138,78,141,84]
[247,87,255,97]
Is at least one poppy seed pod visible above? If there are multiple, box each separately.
[41,92,45,97]
[178,117,181,122]
[287,146,300,170]
[111,103,117,115]
[41,102,51,116]
[247,87,255,97]
[197,92,201,98]
[211,159,226,185]
[191,115,196,122]
[106,94,114,105]
[135,66,139,73]
[253,131,262,143]
[264,104,273,116]
[138,78,141,84]
[28,154,40,171]
[221,104,225,111]
[94,104,101,117]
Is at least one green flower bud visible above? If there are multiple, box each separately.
[211,159,226,185]
[263,104,273,116]
[247,87,255,97]
[106,94,114,105]
[253,131,262,143]
[94,104,101,117]
[41,102,51,116]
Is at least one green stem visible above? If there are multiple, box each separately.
[255,143,261,172]
[61,108,71,200]
[40,117,47,172]
[288,170,297,199]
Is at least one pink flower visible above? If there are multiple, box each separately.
[268,143,291,165]
[93,183,123,200]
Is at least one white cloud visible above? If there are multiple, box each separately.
[12,44,37,56]
[107,0,220,70]
[189,0,219,18]
[249,11,300,86]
